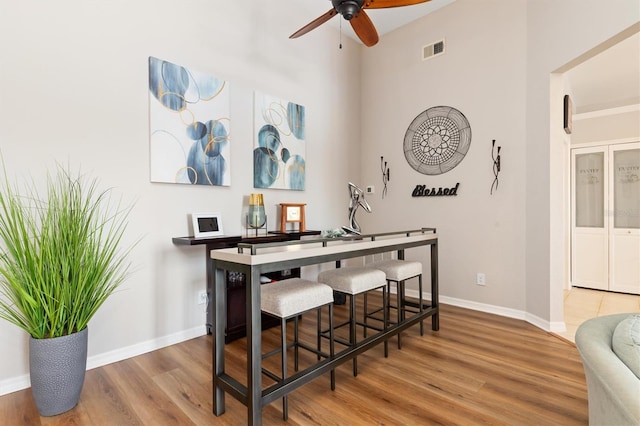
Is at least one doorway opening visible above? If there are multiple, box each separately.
[551,24,640,339]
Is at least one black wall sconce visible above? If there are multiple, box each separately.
[381,156,390,198]
[491,140,501,195]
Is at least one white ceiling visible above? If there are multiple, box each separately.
[292,0,640,114]
[566,32,640,113]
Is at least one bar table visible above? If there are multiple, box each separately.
[209,228,439,425]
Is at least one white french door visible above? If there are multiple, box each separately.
[609,143,640,293]
[571,142,640,294]
[572,146,609,290]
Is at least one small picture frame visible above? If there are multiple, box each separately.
[191,212,224,238]
[279,203,306,233]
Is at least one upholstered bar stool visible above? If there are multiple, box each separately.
[317,267,387,376]
[370,259,423,349]
[260,278,335,421]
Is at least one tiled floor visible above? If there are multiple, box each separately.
[556,287,640,342]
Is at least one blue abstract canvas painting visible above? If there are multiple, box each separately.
[149,56,231,186]
[253,91,306,191]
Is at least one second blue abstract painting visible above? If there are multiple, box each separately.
[253,92,306,191]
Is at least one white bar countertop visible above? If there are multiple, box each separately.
[210,232,438,266]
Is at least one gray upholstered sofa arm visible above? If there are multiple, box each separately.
[575,314,640,426]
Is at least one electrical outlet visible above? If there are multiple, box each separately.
[476,273,486,286]
[198,290,208,305]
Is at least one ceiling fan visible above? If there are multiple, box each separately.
[290,0,431,47]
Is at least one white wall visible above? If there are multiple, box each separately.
[359,0,639,327]
[359,0,528,315]
[573,109,640,144]
[0,0,362,394]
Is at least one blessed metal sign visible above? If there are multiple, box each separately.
[411,183,460,197]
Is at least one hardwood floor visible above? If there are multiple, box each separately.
[0,300,589,425]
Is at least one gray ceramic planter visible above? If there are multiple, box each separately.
[29,327,88,416]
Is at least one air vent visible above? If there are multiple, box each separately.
[422,39,445,61]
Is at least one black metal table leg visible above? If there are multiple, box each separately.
[247,270,263,425]
[212,261,226,415]
[431,241,439,331]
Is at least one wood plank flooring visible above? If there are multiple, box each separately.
[0,300,589,425]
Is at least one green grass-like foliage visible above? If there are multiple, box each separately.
[0,164,134,339]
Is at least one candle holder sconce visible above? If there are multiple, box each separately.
[246,193,267,236]
[491,140,501,195]
[381,156,390,198]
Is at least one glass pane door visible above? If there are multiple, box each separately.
[571,147,608,291]
[575,152,605,228]
[613,148,640,229]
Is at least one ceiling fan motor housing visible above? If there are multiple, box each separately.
[332,0,364,20]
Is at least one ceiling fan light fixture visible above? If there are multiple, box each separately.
[334,0,364,20]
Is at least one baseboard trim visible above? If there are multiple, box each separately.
[0,325,206,397]
[404,289,566,333]
[0,375,30,398]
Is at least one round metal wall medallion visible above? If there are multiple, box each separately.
[403,106,471,175]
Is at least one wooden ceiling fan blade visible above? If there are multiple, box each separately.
[290,9,338,39]
[364,0,431,9]
[350,10,379,47]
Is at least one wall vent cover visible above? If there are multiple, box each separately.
[423,39,445,61]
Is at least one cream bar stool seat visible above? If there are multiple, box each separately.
[261,278,335,421]
[317,267,387,377]
[369,259,423,349]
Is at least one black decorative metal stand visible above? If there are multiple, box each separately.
[246,214,267,237]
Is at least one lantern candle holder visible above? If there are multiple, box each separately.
[246,193,267,236]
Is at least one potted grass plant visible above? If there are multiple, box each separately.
[0,163,135,416]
